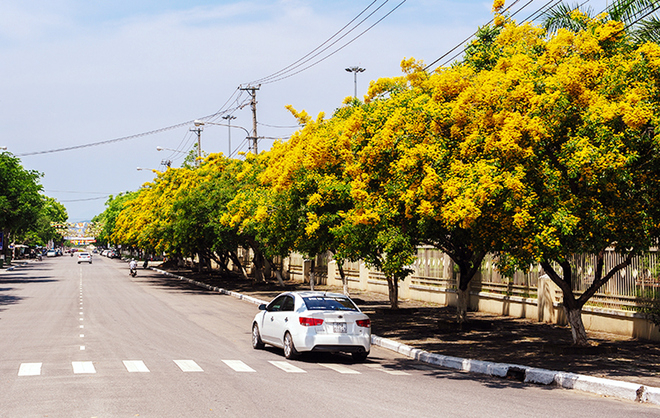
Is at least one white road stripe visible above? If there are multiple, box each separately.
[123,360,150,373]
[174,360,203,372]
[269,361,306,373]
[318,363,360,374]
[72,361,96,374]
[18,363,42,376]
[363,363,410,375]
[222,360,256,372]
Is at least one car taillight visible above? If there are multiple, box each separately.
[356,319,371,328]
[299,317,324,326]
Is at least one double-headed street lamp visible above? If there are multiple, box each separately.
[193,119,250,157]
[222,115,237,156]
[345,66,365,99]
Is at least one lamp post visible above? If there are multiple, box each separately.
[193,120,250,157]
[345,66,365,99]
[222,114,237,156]
[0,146,7,150]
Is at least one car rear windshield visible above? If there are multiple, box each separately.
[302,296,358,311]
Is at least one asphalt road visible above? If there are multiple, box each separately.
[1,256,658,417]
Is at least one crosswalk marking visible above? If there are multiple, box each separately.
[364,363,410,375]
[174,360,203,372]
[222,360,256,372]
[318,363,360,374]
[72,361,96,374]
[11,359,413,377]
[123,360,150,373]
[269,361,307,373]
[18,363,42,376]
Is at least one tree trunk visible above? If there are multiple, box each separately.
[386,275,399,309]
[456,287,469,324]
[252,250,265,282]
[565,306,589,346]
[264,258,285,287]
[197,253,204,273]
[229,251,250,281]
[309,258,315,291]
[338,261,349,297]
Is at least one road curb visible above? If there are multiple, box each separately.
[149,267,660,406]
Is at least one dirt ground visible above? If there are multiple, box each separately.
[154,265,660,388]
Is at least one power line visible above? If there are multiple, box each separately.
[249,0,383,85]
[59,196,110,203]
[261,0,407,85]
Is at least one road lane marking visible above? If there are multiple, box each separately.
[18,363,42,376]
[123,360,150,373]
[80,334,84,337]
[318,363,360,374]
[80,346,85,350]
[269,361,306,373]
[222,360,256,372]
[72,361,96,374]
[363,363,410,375]
[174,360,203,372]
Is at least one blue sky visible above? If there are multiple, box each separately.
[0,0,611,221]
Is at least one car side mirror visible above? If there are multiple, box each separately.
[258,304,267,311]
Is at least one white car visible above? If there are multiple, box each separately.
[46,250,57,257]
[252,291,371,361]
[77,252,92,264]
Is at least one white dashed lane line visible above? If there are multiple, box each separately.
[222,360,256,373]
[72,361,96,374]
[174,360,204,372]
[318,363,361,374]
[269,361,306,373]
[18,363,42,376]
[123,360,150,373]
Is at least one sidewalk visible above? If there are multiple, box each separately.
[149,265,660,406]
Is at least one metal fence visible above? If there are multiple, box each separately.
[412,248,660,312]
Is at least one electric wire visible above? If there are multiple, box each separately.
[249,0,382,85]
[424,0,589,72]
[261,0,407,85]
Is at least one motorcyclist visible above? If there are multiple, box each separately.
[129,258,137,276]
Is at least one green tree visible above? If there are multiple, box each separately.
[0,151,44,260]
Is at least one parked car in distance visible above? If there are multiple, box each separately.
[46,250,57,257]
[77,252,92,264]
[252,291,371,361]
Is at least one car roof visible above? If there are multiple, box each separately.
[280,291,350,299]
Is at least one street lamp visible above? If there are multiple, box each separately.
[136,167,158,172]
[193,119,250,157]
[345,66,365,99]
[222,114,237,156]
[0,146,7,150]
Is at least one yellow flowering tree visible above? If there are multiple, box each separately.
[433,12,660,344]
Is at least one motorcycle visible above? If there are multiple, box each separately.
[129,267,137,277]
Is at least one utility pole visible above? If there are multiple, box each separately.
[189,126,203,166]
[240,85,260,154]
[222,114,237,157]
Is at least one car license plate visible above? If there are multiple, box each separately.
[333,322,347,333]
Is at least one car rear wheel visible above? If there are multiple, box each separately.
[252,323,265,349]
[352,351,369,362]
[283,332,299,360]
